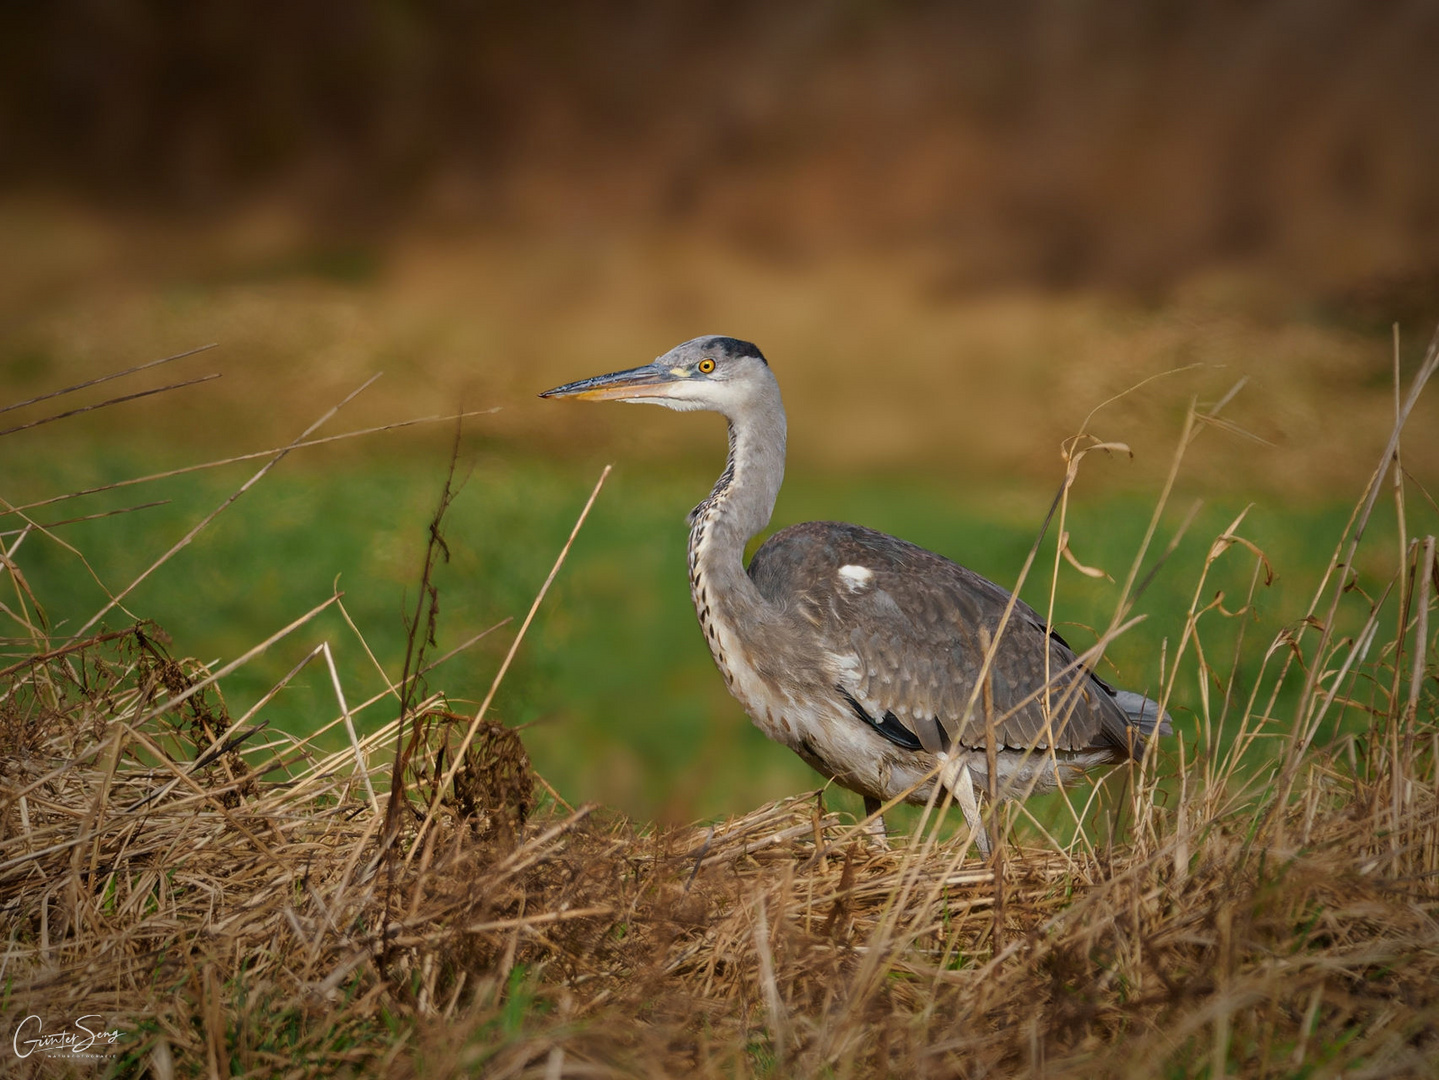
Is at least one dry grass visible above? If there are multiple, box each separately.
[2,340,1437,1078]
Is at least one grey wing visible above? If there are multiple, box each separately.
[749,521,1137,755]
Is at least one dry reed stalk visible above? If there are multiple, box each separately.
[0,373,222,439]
[70,372,384,640]
[5,408,500,519]
[0,344,218,421]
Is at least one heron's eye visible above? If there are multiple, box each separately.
[698,358,716,374]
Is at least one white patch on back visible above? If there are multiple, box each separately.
[837,564,875,593]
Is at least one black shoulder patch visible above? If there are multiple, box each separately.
[838,688,923,752]
[702,336,767,366]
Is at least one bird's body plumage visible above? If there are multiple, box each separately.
[745,520,1141,794]
[542,335,1168,846]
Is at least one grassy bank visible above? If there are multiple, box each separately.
[2,218,1436,1073]
[1,343,1435,1076]
[4,440,1396,825]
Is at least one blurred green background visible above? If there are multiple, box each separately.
[3,1,1436,824]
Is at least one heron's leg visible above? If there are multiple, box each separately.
[861,796,889,850]
[953,764,992,858]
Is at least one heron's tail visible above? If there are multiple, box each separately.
[1112,690,1173,741]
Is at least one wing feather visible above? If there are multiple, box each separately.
[749,520,1136,754]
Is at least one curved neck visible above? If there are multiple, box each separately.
[693,416,784,532]
[687,388,786,626]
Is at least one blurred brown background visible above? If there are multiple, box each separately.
[4,0,1438,291]
[4,0,1438,486]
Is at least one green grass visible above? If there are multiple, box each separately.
[3,441,1397,824]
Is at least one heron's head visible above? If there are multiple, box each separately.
[540,336,775,417]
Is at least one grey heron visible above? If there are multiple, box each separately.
[542,336,1170,853]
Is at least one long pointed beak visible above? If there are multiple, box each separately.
[539,362,684,403]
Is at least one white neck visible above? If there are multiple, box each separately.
[685,377,787,678]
